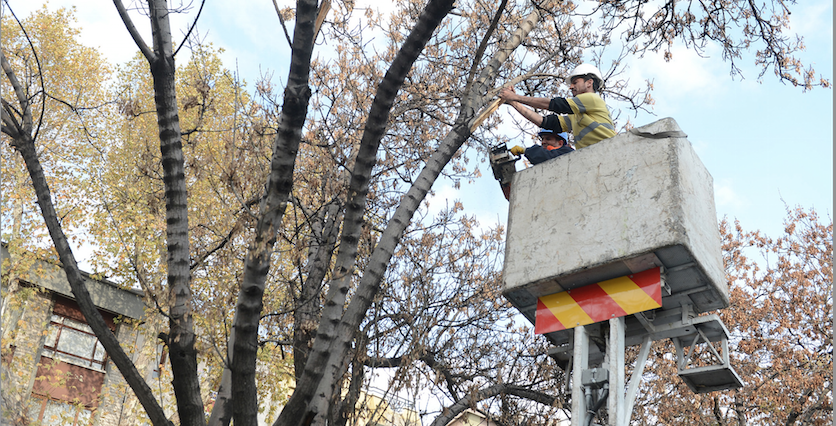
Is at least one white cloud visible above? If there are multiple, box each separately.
[713,178,747,212]
[622,44,728,116]
[790,2,833,42]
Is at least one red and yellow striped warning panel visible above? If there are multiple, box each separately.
[535,267,662,334]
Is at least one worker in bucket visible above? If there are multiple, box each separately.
[499,63,616,149]
[510,129,573,165]
[491,129,572,200]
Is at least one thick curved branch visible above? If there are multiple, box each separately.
[113,0,155,61]
[363,356,404,368]
[503,385,561,407]
[429,383,506,426]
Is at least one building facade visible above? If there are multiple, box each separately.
[1,245,169,425]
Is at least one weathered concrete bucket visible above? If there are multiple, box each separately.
[503,117,742,393]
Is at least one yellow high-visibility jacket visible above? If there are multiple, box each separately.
[541,92,616,149]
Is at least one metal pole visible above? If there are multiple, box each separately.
[607,317,626,426]
[571,325,589,426]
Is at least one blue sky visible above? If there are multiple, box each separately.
[10,0,833,241]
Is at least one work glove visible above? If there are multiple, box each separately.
[510,145,525,156]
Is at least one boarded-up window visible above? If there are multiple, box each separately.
[31,357,106,407]
[30,295,114,420]
[41,296,115,371]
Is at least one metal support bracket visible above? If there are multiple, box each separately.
[622,335,652,425]
[671,314,743,394]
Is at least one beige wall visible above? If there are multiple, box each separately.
[445,409,498,426]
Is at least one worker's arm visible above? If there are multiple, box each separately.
[499,87,551,110]
[506,101,545,127]
[524,144,574,165]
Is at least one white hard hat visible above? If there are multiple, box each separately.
[567,63,603,84]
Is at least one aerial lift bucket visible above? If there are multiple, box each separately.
[501,118,743,425]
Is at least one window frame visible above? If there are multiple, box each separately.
[42,314,108,371]
[27,394,94,426]
[40,296,116,372]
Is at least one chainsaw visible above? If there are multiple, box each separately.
[489,142,519,186]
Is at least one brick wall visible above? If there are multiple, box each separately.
[1,288,53,422]
[97,318,165,426]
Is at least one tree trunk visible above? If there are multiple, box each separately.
[142,1,205,424]
[229,0,319,424]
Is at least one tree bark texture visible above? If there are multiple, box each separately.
[229,0,319,424]
[140,1,205,424]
